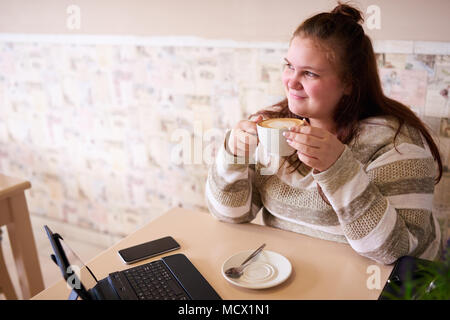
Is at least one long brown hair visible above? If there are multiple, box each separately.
[253,1,443,184]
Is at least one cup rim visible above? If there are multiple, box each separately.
[257,118,304,130]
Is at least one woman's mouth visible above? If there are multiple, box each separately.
[289,92,308,100]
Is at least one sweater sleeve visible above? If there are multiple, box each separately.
[312,141,441,265]
[205,130,263,223]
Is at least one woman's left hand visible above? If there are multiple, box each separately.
[283,125,345,173]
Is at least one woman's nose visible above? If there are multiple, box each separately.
[288,75,303,90]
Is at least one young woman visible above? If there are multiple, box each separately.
[205,3,443,265]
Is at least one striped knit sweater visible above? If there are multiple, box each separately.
[205,115,441,265]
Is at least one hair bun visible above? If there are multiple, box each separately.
[331,2,364,25]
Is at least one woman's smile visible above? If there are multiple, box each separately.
[289,91,308,100]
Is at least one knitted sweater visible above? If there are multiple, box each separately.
[205,116,441,265]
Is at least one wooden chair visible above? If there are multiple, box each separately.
[0,228,18,300]
[0,174,44,299]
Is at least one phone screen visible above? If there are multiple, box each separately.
[118,236,180,264]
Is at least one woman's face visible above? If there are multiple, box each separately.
[282,36,350,124]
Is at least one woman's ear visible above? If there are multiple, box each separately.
[343,79,352,95]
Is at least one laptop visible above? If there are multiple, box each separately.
[44,225,221,300]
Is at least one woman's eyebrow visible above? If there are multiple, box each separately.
[283,58,322,72]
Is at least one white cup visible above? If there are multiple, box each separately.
[256,118,305,157]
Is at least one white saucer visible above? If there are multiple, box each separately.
[221,250,292,289]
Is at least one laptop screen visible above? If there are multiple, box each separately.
[45,225,98,300]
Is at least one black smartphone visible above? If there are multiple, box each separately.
[118,236,180,264]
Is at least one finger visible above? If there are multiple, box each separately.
[236,135,258,151]
[238,124,258,138]
[240,120,259,135]
[239,135,258,147]
[236,139,257,158]
[283,131,321,148]
[286,138,319,158]
[288,120,308,133]
[236,139,249,153]
[288,125,303,133]
[236,129,258,145]
[250,114,264,123]
[290,125,326,139]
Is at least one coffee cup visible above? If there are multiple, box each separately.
[256,118,305,156]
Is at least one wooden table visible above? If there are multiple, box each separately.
[0,173,44,299]
[33,207,393,300]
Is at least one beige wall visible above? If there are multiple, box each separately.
[0,0,449,42]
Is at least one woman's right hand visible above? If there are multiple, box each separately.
[227,115,263,158]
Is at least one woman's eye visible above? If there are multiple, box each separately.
[304,71,317,77]
[283,64,318,78]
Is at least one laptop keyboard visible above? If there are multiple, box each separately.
[123,260,190,300]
